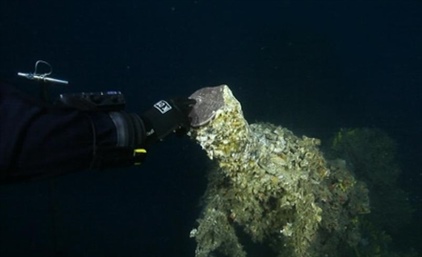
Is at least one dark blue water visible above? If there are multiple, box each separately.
[0,1,421,256]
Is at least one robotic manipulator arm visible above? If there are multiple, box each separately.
[56,91,196,169]
[16,60,195,170]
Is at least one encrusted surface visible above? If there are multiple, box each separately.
[188,85,370,257]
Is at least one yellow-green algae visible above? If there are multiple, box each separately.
[189,85,370,257]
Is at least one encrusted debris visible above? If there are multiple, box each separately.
[188,85,370,257]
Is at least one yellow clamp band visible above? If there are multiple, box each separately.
[134,148,147,155]
[133,148,147,165]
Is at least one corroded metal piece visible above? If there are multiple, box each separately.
[188,85,226,127]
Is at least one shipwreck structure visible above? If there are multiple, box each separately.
[188,85,370,257]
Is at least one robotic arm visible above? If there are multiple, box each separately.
[9,60,195,176]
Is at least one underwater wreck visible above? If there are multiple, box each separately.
[187,85,371,257]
